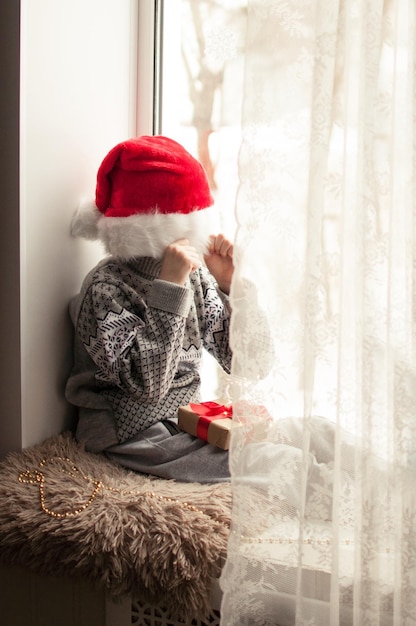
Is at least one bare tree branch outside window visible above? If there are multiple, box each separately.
[180,0,247,190]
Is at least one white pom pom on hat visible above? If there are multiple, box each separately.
[71,197,101,240]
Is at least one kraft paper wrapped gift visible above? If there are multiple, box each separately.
[178,402,233,450]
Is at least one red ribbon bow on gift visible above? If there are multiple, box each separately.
[189,401,233,442]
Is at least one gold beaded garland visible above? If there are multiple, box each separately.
[18,455,229,526]
[18,457,361,550]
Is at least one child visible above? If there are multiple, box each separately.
[66,135,233,483]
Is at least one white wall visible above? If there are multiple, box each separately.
[0,0,156,456]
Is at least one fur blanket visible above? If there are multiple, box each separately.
[0,432,231,619]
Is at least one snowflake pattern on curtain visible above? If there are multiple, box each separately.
[220,0,416,624]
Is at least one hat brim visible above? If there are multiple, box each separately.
[98,205,219,260]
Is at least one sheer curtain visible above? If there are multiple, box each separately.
[220,1,416,625]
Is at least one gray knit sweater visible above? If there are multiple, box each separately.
[65,256,232,453]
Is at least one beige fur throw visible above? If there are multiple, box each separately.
[0,432,231,619]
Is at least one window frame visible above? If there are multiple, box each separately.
[136,0,164,135]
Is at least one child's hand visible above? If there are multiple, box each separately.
[159,239,201,286]
[204,234,234,295]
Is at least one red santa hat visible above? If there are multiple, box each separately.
[71,135,217,260]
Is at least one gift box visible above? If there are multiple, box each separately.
[178,401,233,450]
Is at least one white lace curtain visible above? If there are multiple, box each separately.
[220,1,416,624]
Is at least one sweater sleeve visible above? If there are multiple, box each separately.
[76,278,193,403]
[193,267,233,374]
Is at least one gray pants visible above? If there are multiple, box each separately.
[105,420,230,483]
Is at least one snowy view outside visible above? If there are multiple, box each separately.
[162,0,247,239]
[161,0,247,398]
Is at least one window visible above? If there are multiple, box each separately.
[160,0,247,239]
[158,0,247,399]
